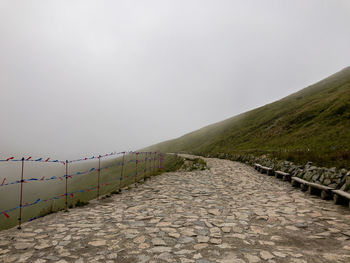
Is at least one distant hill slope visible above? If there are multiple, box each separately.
[147,67,350,168]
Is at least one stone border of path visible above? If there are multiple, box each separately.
[254,163,350,210]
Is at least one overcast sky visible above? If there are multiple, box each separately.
[1,0,350,160]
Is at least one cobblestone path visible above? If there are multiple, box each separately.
[1,157,350,263]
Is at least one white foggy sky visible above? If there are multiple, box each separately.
[1,0,350,160]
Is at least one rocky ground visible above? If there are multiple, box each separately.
[1,157,350,263]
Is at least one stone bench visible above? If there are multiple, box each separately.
[291,177,334,199]
[260,166,274,176]
[275,171,291,181]
[332,190,350,209]
[254,163,261,171]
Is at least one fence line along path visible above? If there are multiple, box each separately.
[0,151,163,230]
[1,155,350,262]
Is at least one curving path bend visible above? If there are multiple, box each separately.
[1,156,350,263]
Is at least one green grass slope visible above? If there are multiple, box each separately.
[147,67,350,168]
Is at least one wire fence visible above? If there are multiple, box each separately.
[0,151,164,230]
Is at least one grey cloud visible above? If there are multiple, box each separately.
[1,0,349,160]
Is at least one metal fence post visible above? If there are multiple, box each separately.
[97,155,101,199]
[65,160,69,212]
[135,152,139,186]
[17,157,25,230]
[119,152,125,192]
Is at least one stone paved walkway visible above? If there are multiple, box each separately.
[1,157,350,263]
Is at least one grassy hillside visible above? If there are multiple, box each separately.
[146,67,350,169]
